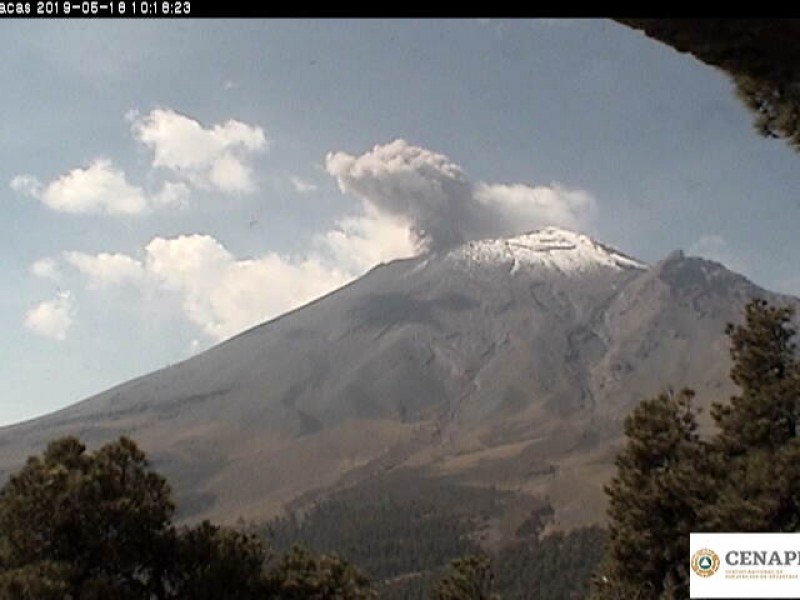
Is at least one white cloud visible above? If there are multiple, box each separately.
[64,251,146,289]
[208,154,254,193]
[52,139,600,345]
[688,234,749,275]
[317,207,415,273]
[10,174,43,197]
[65,233,353,342]
[30,257,61,281]
[11,160,189,215]
[143,235,351,340]
[12,107,266,216]
[40,159,148,215]
[289,175,318,194]
[62,202,415,341]
[326,139,597,251]
[473,182,597,234]
[55,205,415,341]
[24,291,74,341]
[151,181,191,209]
[132,108,267,193]
[62,213,413,342]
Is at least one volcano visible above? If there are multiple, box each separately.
[1,227,795,532]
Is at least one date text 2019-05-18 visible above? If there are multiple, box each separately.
[31,0,190,16]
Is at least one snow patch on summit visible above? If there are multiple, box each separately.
[446,227,647,275]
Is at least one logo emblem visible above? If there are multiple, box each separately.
[691,548,721,577]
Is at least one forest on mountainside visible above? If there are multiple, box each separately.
[1,298,797,599]
[263,472,606,598]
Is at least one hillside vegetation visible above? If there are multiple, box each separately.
[0,298,796,598]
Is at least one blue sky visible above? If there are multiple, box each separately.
[2,19,798,426]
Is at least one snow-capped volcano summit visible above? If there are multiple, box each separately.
[1,224,792,530]
[446,226,647,274]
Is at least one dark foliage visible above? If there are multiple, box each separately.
[494,527,608,599]
[264,545,375,599]
[0,436,175,599]
[593,390,712,598]
[264,470,607,599]
[430,554,498,600]
[167,521,270,599]
[264,472,498,583]
[0,436,375,599]
[593,298,800,598]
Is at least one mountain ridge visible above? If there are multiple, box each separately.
[1,227,797,534]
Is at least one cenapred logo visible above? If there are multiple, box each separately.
[691,548,721,577]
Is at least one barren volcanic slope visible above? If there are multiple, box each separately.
[0,227,795,532]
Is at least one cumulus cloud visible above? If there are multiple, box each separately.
[146,235,352,340]
[317,208,415,273]
[11,160,189,215]
[10,174,43,197]
[24,291,74,341]
[325,139,596,251]
[63,234,353,342]
[289,175,318,194]
[473,182,597,234]
[60,194,417,340]
[64,251,147,289]
[30,257,61,281]
[40,159,147,214]
[131,108,267,193]
[49,138,600,344]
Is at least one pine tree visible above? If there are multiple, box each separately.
[0,436,174,598]
[264,544,375,599]
[593,298,800,597]
[430,554,499,600]
[712,298,798,453]
[0,436,338,599]
[168,521,270,599]
[592,389,711,599]
[706,298,800,532]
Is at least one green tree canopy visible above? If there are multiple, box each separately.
[593,389,712,599]
[264,544,375,599]
[712,298,799,453]
[0,436,375,599]
[593,297,800,598]
[167,521,270,599]
[430,554,499,600]
[706,298,800,533]
[0,436,175,599]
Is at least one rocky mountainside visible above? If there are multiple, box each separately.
[1,227,795,534]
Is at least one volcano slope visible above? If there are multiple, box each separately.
[1,227,796,537]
